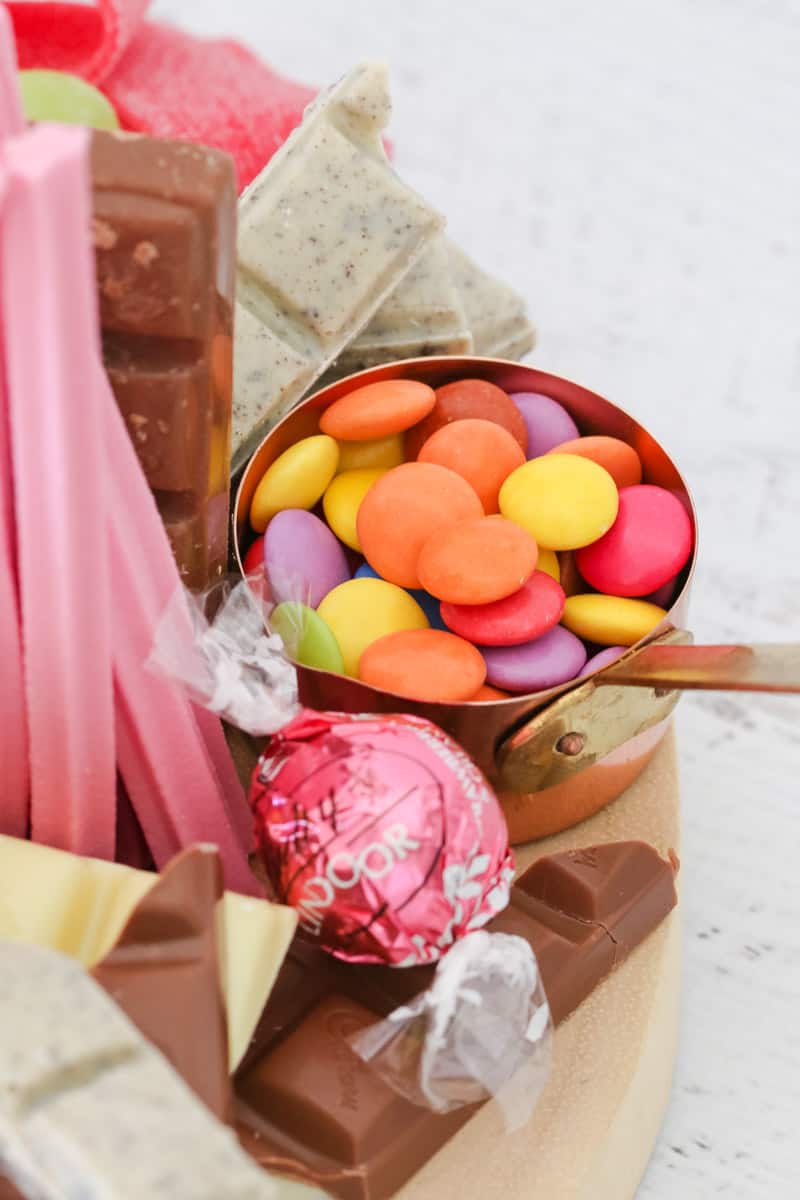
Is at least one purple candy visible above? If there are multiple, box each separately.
[480,624,587,693]
[264,509,350,608]
[646,576,679,609]
[510,392,580,458]
[578,645,626,679]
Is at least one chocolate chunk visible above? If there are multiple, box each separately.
[235,840,677,1199]
[92,845,231,1121]
[92,131,236,590]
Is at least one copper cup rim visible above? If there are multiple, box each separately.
[233,355,697,757]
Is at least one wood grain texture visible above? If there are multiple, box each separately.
[156,3,800,1193]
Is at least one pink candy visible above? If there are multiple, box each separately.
[251,710,514,965]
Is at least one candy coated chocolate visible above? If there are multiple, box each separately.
[499,454,619,551]
[578,644,627,677]
[510,392,579,458]
[416,417,525,513]
[441,570,565,646]
[548,435,642,489]
[575,485,693,597]
[561,594,666,646]
[264,509,350,608]
[320,379,436,440]
[316,577,429,676]
[354,562,447,630]
[357,462,482,589]
[404,378,528,459]
[481,623,587,692]
[236,840,678,1199]
[358,628,486,703]
[250,710,514,964]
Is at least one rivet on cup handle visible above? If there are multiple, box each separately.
[496,631,800,793]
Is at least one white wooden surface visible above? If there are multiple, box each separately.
[157,3,800,1193]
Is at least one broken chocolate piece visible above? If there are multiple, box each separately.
[235,840,677,1199]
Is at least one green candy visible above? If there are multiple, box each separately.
[19,70,120,131]
[270,602,344,674]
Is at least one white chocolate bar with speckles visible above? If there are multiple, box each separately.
[0,943,319,1200]
[233,62,444,472]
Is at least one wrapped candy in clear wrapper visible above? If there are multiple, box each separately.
[351,931,553,1129]
[148,578,299,737]
[150,584,516,969]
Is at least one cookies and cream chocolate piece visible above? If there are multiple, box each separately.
[446,238,536,360]
[0,943,281,1200]
[232,62,444,471]
[321,238,473,383]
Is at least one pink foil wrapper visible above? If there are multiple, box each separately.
[251,710,514,966]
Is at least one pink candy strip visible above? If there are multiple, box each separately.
[0,10,28,836]
[103,374,258,894]
[1,124,116,857]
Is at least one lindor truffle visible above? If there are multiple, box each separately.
[251,709,514,965]
[236,840,678,1199]
[91,129,236,591]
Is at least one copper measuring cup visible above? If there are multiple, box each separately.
[234,357,799,843]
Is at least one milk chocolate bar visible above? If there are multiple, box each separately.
[446,239,536,360]
[232,62,444,472]
[236,841,677,1199]
[91,130,236,590]
[92,845,230,1121]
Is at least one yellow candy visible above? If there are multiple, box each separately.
[561,594,666,646]
[536,547,560,582]
[322,468,387,551]
[250,435,339,532]
[337,433,404,472]
[499,454,619,550]
[317,578,429,676]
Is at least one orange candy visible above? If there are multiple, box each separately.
[359,629,486,703]
[417,515,538,605]
[417,418,526,513]
[547,436,642,489]
[470,683,511,701]
[404,378,528,459]
[319,379,436,441]
[357,462,483,588]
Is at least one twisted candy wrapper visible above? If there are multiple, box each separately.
[352,930,553,1129]
[252,711,515,966]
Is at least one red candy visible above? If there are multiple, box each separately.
[9,1,316,189]
[242,535,265,577]
[441,570,566,647]
[575,485,693,597]
[251,710,514,965]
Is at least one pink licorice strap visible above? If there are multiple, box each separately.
[0,12,28,836]
[1,124,116,857]
[8,1,151,84]
[102,372,259,894]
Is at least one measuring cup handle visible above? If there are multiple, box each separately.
[597,640,800,694]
